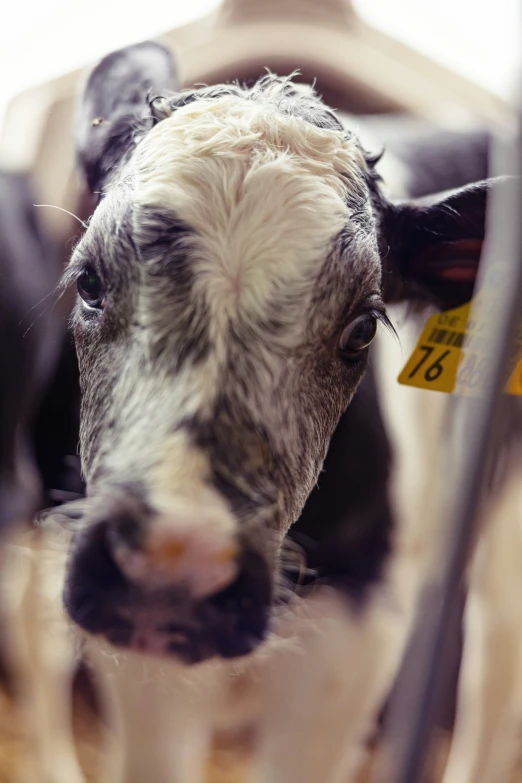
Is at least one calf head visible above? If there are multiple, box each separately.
[62,41,495,662]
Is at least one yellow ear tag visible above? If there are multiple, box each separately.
[398,297,522,396]
[398,302,470,393]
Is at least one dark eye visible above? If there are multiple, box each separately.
[77,268,104,308]
[339,313,378,359]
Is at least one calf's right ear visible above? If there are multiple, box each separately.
[76,41,178,195]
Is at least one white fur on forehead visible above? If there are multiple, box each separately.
[131,89,372,325]
[135,90,367,203]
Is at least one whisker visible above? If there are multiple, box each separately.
[20,287,61,320]
[21,284,69,337]
[34,204,88,229]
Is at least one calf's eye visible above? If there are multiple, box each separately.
[78,268,104,308]
[339,313,377,359]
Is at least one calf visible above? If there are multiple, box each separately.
[41,41,499,782]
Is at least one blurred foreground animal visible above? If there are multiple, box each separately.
[26,40,508,783]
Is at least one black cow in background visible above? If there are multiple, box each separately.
[0,170,82,687]
[0,170,82,528]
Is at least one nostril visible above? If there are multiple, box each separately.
[72,521,129,591]
[64,520,131,631]
[200,546,273,658]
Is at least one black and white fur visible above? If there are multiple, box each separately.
[29,41,502,783]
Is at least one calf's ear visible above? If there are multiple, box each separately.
[76,41,178,195]
[381,178,505,309]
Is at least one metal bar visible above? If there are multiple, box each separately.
[372,96,522,783]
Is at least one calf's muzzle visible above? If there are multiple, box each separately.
[64,496,272,663]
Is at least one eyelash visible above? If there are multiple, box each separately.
[372,308,397,338]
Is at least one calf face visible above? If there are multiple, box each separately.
[61,42,495,662]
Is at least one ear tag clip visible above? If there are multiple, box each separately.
[398,295,522,396]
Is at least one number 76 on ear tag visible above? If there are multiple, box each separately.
[398,303,469,393]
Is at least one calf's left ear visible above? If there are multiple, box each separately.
[381,178,505,309]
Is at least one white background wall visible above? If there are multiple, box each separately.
[0,0,519,128]
[352,0,520,102]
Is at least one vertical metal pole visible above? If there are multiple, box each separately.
[372,97,522,783]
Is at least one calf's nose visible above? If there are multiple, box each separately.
[109,498,239,599]
[64,499,272,661]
